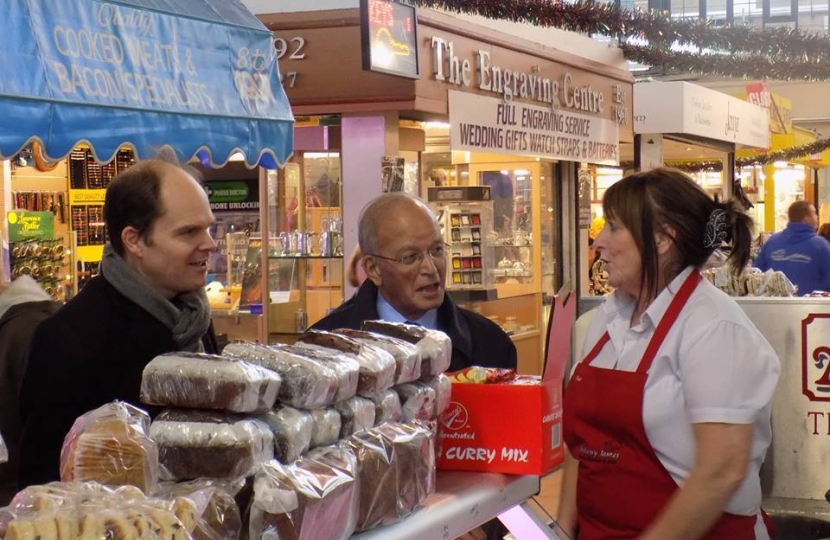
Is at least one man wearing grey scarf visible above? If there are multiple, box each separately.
[19,158,219,487]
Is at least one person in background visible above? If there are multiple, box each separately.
[18,156,219,487]
[0,276,61,504]
[346,245,368,288]
[817,222,830,243]
[559,168,779,539]
[754,200,830,295]
[312,192,516,373]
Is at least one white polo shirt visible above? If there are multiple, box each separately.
[579,267,780,522]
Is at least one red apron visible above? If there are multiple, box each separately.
[563,271,770,539]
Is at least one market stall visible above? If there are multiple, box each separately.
[0,0,295,290]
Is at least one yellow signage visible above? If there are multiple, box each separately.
[69,189,106,204]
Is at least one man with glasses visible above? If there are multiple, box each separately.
[313,192,516,373]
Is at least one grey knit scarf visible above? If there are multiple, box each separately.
[99,244,210,352]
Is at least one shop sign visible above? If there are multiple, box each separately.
[449,90,620,165]
[634,82,769,149]
[431,37,627,125]
[744,82,792,134]
[7,211,54,242]
[204,179,259,212]
[69,189,106,205]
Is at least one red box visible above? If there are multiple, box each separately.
[437,289,576,475]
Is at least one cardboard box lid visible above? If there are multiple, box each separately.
[543,283,577,382]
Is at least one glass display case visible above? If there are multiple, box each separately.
[428,186,495,292]
[263,152,344,341]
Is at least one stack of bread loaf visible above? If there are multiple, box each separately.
[3,322,452,540]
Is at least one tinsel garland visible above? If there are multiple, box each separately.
[414,0,830,61]
[617,136,830,172]
[620,44,830,81]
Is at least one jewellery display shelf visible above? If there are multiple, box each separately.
[428,187,496,293]
[352,472,561,539]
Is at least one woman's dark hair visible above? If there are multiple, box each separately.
[104,149,202,256]
[603,167,754,301]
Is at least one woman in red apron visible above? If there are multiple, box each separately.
[558,168,780,540]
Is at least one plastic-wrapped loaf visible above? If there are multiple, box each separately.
[376,422,436,516]
[141,352,282,413]
[332,329,421,385]
[3,481,200,540]
[343,429,397,531]
[222,342,338,409]
[59,401,159,495]
[423,374,452,416]
[295,331,396,397]
[150,409,274,482]
[361,320,452,376]
[249,445,358,540]
[394,382,437,422]
[369,390,402,426]
[309,409,341,449]
[157,479,243,540]
[278,344,359,402]
[333,397,376,438]
[253,407,314,464]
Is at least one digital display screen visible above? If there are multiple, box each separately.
[360,0,418,79]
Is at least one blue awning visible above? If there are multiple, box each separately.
[1,0,294,169]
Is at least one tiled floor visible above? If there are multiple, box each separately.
[534,468,563,520]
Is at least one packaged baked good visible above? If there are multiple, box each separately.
[333,329,422,384]
[296,330,397,397]
[141,352,282,413]
[343,430,397,531]
[376,422,436,516]
[394,382,437,422]
[222,342,338,409]
[59,401,159,495]
[254,407,314,464]
[309,409,341,449]
[423,374,452,416]
[150,409,274,481]
[361,320,452,376]
[369,389,402,426]
[333,397,376,438]
[279,344,359,402]
[157,479,243,540]
[250,445,358,540]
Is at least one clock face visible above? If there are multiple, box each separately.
[362,0,418,79]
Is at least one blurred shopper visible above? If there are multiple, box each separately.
[313,192,516,373]
[0,276,60,504]
[755,200,830,295]
[818,222,830,243]
[18,156,219,487]
[559,168,779,539]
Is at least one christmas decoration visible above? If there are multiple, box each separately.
[414,0,830,79]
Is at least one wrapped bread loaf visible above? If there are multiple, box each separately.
[140,352,282,413]
[309,409,341,449]
[343,429,398,532]
[369,389,403,426]
[254,407,314,464]
[333,329,422,385]
[157,480,243,540]
[361,320,452,376]
[150,409,274,481]
[333,397,376,438]
[423,374,452,416]
[250,445,358,540]
[394,382,438,422]
[296,330,396,396]
[59,401,159,495]
[222,342,338,409]
[279,344,359,402]
[377,422,436,516]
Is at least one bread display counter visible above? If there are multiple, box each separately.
[352,472,547,539]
